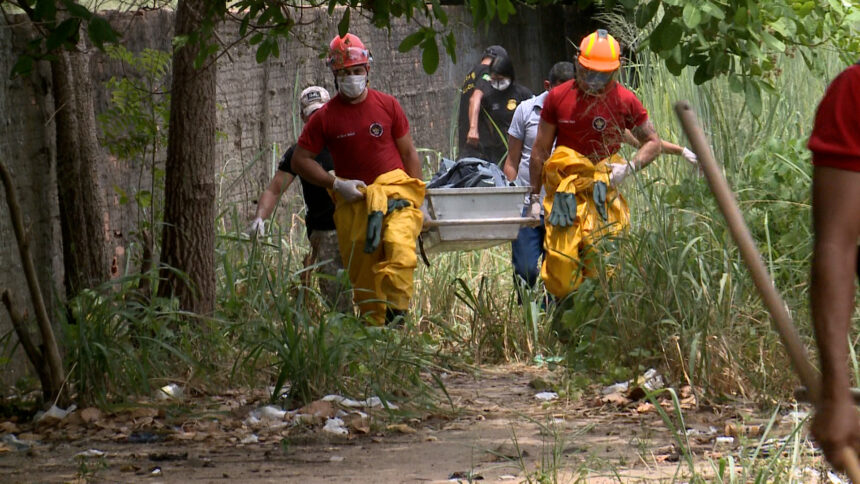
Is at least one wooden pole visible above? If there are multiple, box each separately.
[675,101,860,481]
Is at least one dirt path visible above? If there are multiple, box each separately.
[0,365,810,483]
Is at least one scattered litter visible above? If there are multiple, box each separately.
[2,434,35,451]
[267,385,290,399]
[715,436,734,445]
[685,426,718,437]
[155,383,183,400]
[150,467,162,476]
[785,410,810,422]
[602,381,629,395]
[75,449,106,458]
[534,392,558,401]
[127,432,162,444]
[330,455,344,462]
[255,405,287,421]
[240,434,259,444]
[323,418,348,436]
[323,394,398,409]
[449,470,483,480]
[827,470,848,484]
[35,404,77,423]
[499,475,517,481]
[641,368,664,392]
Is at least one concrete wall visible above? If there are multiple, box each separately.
[0,4,582,385]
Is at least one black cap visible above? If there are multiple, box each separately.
[490,54,515,82]
[482,45,508,61]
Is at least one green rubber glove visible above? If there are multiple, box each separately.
[364,211,384,253]
[387,198,411,214]
[548,192,577,227]
[593,181,608,221]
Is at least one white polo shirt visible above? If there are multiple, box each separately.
[508,91,548,208]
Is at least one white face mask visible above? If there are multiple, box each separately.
[338,74,367,98]
[491,78,511,91]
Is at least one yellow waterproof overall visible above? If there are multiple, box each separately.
[541,146,630,299]
[332,169,426,324]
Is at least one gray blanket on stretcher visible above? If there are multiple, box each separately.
[427,157,512,189]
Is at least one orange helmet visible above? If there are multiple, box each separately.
[578,29,621,72]
[326,33,372,71]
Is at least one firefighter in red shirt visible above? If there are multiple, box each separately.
[291,33,425,325]
[528,29,662,299]
[808,61,860,472]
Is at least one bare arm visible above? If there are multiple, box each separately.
[529,119,557,194]
[395,132,422,180]
[621,129,681,156]
[810,165,860,469]
[629,119,662,170]
[503,134,524,182]
[255,171,295,220]
[467,89,484,145]
[292,145,335,189]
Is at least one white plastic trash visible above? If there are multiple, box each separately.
[534,392,559,401]
[156,384,183,400]
[323,418,348,436]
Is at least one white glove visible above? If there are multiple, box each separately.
[248,217,265,236]
[681,147,699,167]
[609,162,634,187]
[527,194,542,220]
[333,178,366,202]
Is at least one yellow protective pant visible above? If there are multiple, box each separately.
[541,146,630,299]
[332,169,425,324]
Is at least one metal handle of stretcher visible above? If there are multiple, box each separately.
[422,216,542,229]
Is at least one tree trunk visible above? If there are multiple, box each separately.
[51,43,111,298]
[157,0,217,315]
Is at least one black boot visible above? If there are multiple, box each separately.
[385,308,407,328]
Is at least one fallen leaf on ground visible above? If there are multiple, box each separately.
[601,392,630,406]
[0,421,20,433]
[298,400,336,419]
[636,402,656,413]
[386,423,416,434]
[130,408,158,419]
[80,408,102,424]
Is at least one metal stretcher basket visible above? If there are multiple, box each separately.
[419,186,540,254]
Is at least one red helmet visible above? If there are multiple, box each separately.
[326,33,372,71]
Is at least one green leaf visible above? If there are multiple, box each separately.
[398,30,425,53]
[239,14,250,36]
[443,31,457,64]
[34,0,57,22]
[46,18,80,52]
[728,74,744,93]
[338,8,350,37]
[421,37,439,74]
[682,3,702,29]
[733,6,748,27]
[744,79,762,117]
[10,55,34,79]
[256,38,271,63]
[64,0,93,20]
[635,0,660,28]
[497,0,516,24]
[700,1,725,20]
[87,16,119,49]
[249,33,264,45]
[693,62,712,84]
[650,15,683,53]
[760,31,785,52]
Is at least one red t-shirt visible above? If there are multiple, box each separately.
[808,63,860,172]
[541,80,649,160]
[298,89,410,185]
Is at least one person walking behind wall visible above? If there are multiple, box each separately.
[458,45,507,160]
[807,60,860,473]
[528,30,662,300]
[249,86,351,312]
[475,54,533,165]
[291,33,425,326]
